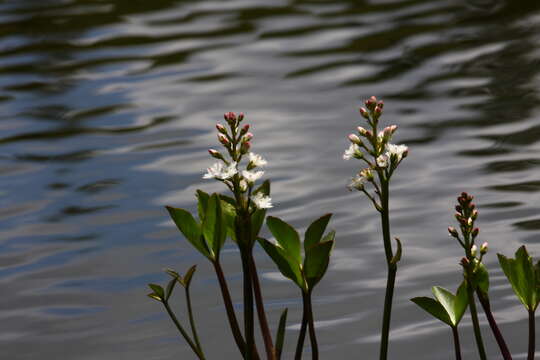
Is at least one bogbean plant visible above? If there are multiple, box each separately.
[147,98,540,360]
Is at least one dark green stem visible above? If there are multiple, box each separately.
[241,248,256,360]
[379,180,397,360]
[295,295,309,360]
[305,291,319,360]
[528,309,535,360]
[466,278,487,360]
[163,301,206,360]
[249,253,277,360]
[213,261,248,358]
[452,326,462,360]
[185,286,204,355]
[477,291,512,360]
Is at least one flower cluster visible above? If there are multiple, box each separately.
[343,96,408,203]
[203,112,272,209]
[448,192,487,260]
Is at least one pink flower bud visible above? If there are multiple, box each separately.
[224,112,237,122]
[448,226,458,238]
[472,209,478,220]
[218,134,229,145]
[357,126,368,136]
[240,124,250,135]
[480,242,488,254]
[243,132,253,141]
[374,105,383,116]
[455,205,462,212]
[460,257,470,267]
[377,100,384,109]
[348,134,361,144]
[238,112,245,122]
[240,141,251,154]
[472,227,479,238]
[359,107,368,119]
[365,96,377,110]
[389,125,397,134]
[216,123,227,133]
[208,149,222,159]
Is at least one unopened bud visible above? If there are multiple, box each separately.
[216,123,227,134]
[460,257,470,267]
[359,107,369,119]
[240,124,250,135]
[377,100,384,109]
[237,112,245,122]
[472,227,479,238]
[480,242,488,254]
[455,205,462,213]
[373,105,383,118]
[208,149,223,159]
[224,111,237,123]
[471,245,478,257]
[349,134,362,144]
[239,179,248,192]
[469,203,476,210]
[360,168,374,181]
[467,217,473,226]
[455,212,462,221]
[365,96,377,110]
[357,126,368,136]
[448,226,459,238]
[240,141,251,154]
[243,132,253,142]
[471,209,478,220]
[218,134,229,145]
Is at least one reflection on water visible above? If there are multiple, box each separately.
[1,0,539,359]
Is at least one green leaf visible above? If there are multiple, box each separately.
[220,199,237,243]
[304,240,334,289]
[266,217,301,265]
[196,190,210,221]
[498,246,539,311]
[183,265,197,288]
[219,194,237,207]
[147,293,162,302]
[166,206,211,259]
[411,297,452,327]
[253,179,270,196]
[201,194,226,258]
[321,230,335,243]
[432,286,459,326]
[148,283,165,300]
[454,282,469,325]
[304,213,332,251]
[275,308,288,360]
[251,209,266,239]
[258,237,304,290]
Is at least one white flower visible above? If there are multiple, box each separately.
[248,152,267,167]
[347,174,366,191]
[203,162,237,180]
[343,144,361,160]
[385,144,408,162]
[242,169,264,184]
[376,154,389,168]
[239,179,248,192]
[251,193,273,209]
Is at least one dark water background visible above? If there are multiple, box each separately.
[1,0,540,359]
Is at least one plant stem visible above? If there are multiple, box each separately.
[452,326,462,360]
[185,286,204,355]
[476,291,512,360]
[528,309,535,360]
[163,301,206,360]
[466,278,487,360]
[305,291,319,360]
[213,260,248,357]
[379,180,397,360]
[249,253,277,360]
[295,296,309,360]
[241,248,256,360]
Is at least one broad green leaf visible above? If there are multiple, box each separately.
[165,278,177,300]
[196,190,210,221]
[321,230,335,243]
[251,209,266,239]
[275,308,288,360]
[258,238,304,290]
[166,206,211,259]
[253,179,270,196]
[148,283,165,300]
[411,297,452,326]
[219,194,237,207]
[183,265,197,288]
[201,194,226,258]
[454,282,469,325]
[498,246,539,311]
[304,213,332,251]
[266,217,301,265]
[432,286,459,326]
[304,240,334,289]
[220,199,237,243]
